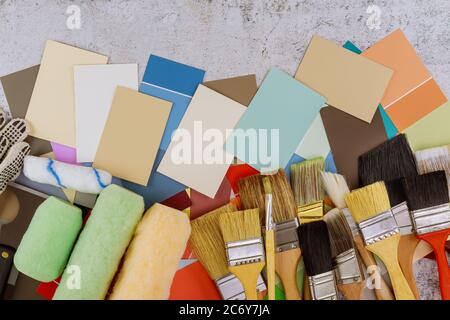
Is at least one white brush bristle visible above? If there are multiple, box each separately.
[320,171,350,209]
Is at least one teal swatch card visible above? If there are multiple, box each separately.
[226,68,326,172]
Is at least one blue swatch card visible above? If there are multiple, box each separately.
[140,55,205,151]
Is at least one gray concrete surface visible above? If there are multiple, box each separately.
[0,0,449,300]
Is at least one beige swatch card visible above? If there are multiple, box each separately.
[158,85,246,198]
[295,36,393,123]
[94,86,172,185]
[25,40,108,147]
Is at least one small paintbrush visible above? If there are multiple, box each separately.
[358,133,421,298]
[324,208,363,300]
[262,176,276,300]
[190,203,266,300]
[220,209,266,300]
[238,169,301,300]
[321,171,394,300]
[298,220,338,300]
[345,182,415,300]
[402,171,450,300]
[290,157,325,223]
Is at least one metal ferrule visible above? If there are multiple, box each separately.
[341,207,359,237]
[333,248,362,285]
[357,210,400,246]
[274,218,300,252]
[297,200,324,224]
[215,273,267,300]
[410,203,450,235]
[225,237,265,266]
[308,271,338,300]
[265,194,274,230]
[391,201,414,235]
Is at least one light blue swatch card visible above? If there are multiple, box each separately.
[226,68,326,172]
[343,41,398,139]
[140,55,205,151]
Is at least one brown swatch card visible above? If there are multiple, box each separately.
[0,65,52,156]
[320,106,388,189]
[203,74,257,106]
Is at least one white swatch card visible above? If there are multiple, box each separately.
[74,64,138,163]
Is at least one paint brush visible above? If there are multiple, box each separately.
[415,145,450,194]
[298,221,338,300]
[290,157,325,223]
[358,133,420,298]
[238,169,301,300]
[262,176,276,300]
[345,182,415,300]
[324,208,363,299]
[190,204,266,300]
[219,209,266,300]
[321,171,394,300]
[402,171,450,300]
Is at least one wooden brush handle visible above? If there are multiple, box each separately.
[275,248,301,300]
[398,234,421,299]
[303,274,311,300]
[354,235,394,300]
[265,230,276,300]
[338,282,364,300]
[229,262,265,300]
[366,233,415,300]
[418,229,450,300]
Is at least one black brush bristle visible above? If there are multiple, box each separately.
[358,134,418,186]
[385,178,407,207]
[298,221,333,276]
[402,171,449,211]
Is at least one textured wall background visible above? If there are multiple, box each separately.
[0,0,448,299]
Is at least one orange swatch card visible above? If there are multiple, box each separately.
[362,29,447,131]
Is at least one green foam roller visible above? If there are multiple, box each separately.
[53,184,144,300]
[14,196,83,282]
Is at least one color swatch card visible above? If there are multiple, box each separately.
[74,64,138,162]
[226,68,326,172]
[295,36,393,123]
[294,114,330,159]
[140,55,205,151]
[321,106,388,189]
[203,74,258,106]
[404,101,450,151]
[25,40,108,147]
[0,65,52,156]
[362,29,447,131]
[158,85,246,198]
[94,86,171,185]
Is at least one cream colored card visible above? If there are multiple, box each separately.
[25,40,108,147]
[93,86,172,185]
[295,36,393,123]
[157,85,246,198]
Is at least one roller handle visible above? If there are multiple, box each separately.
[418,229,450,300]
[275,248,301,300]
[0,244,15,297]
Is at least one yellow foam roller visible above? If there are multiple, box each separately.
[109,203,191,300]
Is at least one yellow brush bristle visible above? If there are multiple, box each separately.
[189,203,237,280]
[262,176,272,194]
[219,209,261,243]
[290,157,325,206]
[238,169,297,224]
[344,182,391,223]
